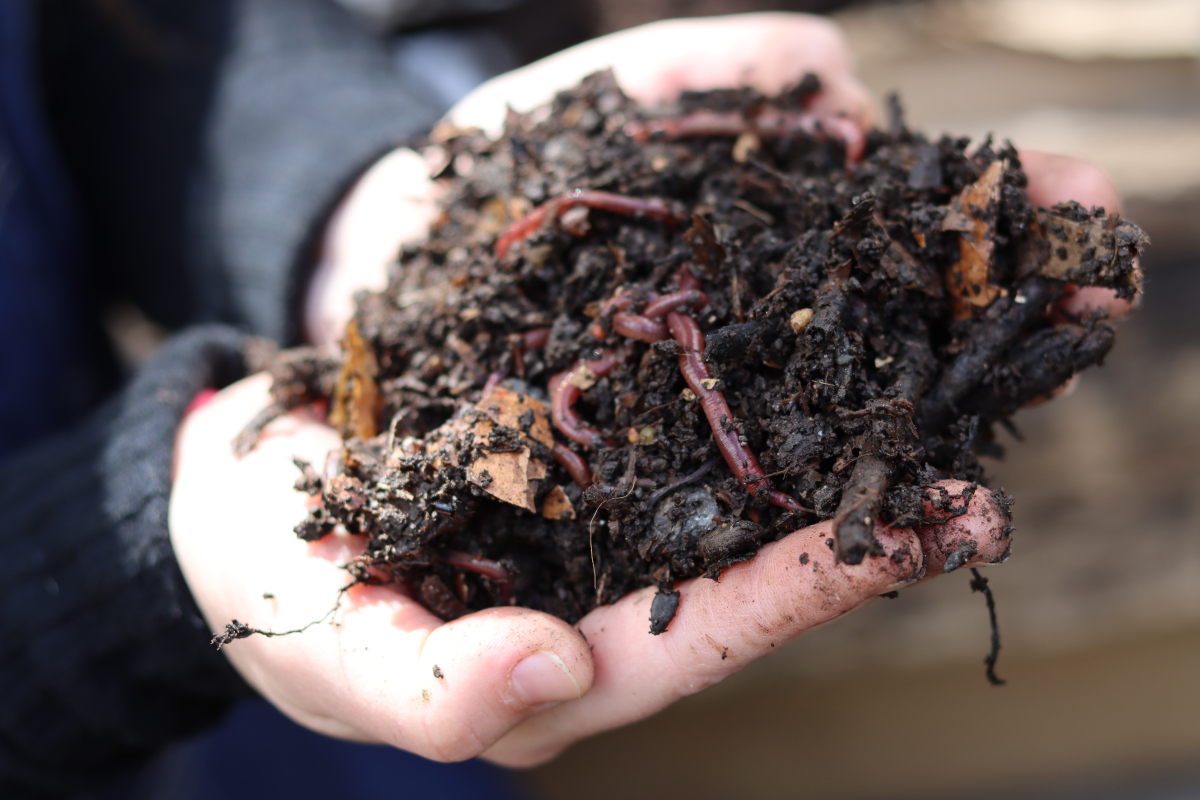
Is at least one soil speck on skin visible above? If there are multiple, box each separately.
[433,665,444,679]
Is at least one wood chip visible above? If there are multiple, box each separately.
[568,364,601,391]
[942,159,1007,320]
[477,385,554,448]
[542,485,576,520]
[1016,207,1146,296]
[732,132,761,163]
[329,320,381,440]
[790,307,814,334]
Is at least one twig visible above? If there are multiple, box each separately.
[644,457,720,508]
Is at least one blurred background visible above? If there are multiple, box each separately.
[519,1,1200,798]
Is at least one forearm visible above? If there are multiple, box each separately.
[0,326,253,797]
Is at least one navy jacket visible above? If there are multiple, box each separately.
[0,0,524,795]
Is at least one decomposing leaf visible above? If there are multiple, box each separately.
[422,385,555,512]
[329,320,381,440]
[467,420,536,511]
[942,159,1007,320]
[1016,204,1146,299]
[542,485,576,520]
[567,364,601,391]
[476,385,555,448]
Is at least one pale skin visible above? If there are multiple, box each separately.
[171,13,1132,769]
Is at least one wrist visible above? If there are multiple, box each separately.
[304,147,442,347]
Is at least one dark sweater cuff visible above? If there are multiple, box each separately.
[206,0,451,345]
[0,325,253,798]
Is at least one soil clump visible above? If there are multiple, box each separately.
[243,72,1146,630]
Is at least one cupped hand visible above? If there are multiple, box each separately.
[183,12,1102,768]
[1020,150,1137,322]
[170,375,1010,765]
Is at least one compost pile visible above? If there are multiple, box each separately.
[245,72,1145,630]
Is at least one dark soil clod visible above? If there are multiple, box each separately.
[649,589,682,635]
[238,71,1146,634]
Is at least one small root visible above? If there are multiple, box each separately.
[969,567,1006,686]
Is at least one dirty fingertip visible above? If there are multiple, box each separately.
[872,524,924,588]
[917,481,1014,574]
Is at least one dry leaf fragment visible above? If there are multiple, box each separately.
[542,485,576,520]
[732,132,761,163]
[329,320,382,440]
[790,307,814,334]
[1016,205,1146,298]
[468,438,536,510]
[428,386,555,512]
[476,196,511,236]
[941,159,1007,320]
[477,385,554,448]
[568,364,601,391]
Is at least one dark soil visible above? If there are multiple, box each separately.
[244,72,1145,629]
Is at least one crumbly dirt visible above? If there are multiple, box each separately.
[245,72,1146,627]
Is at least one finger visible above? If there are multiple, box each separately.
[305,148,443,346]
[233,582,595,762]
[1019,150,1137,321]
[914,480,1013,577]
[171,376,595,760]
[482,519,923,766]
[449,13,872,136]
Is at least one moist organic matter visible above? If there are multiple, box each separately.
[243,72,1145,630]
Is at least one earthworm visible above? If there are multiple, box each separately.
[496,189,681,259]
[591,287,708,343]
[666,310,800,512]
[676,265,701,292]
[552,442,593,488]
[641,289,710,319]
[612,312,669,342]
[441,550,513,605]
[522,326,550,350]
[549,351,619,449]
[624,108,864,163]
[590,292,640,340]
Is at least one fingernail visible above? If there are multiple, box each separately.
[510,651,581,706]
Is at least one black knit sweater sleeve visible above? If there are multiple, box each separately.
[0,326,253,799]
[40,0,505,344]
